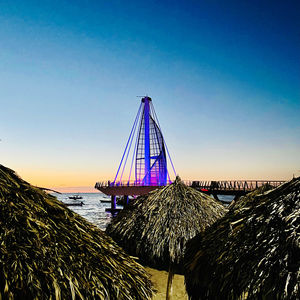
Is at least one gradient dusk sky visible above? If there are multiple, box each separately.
[0,0,299,192]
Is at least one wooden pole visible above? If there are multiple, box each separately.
[166,263,174,300]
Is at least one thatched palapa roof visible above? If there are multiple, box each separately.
[0,164,153,299]
[106,176,227,271]
[184,178,300,300]
[228,183,274,210]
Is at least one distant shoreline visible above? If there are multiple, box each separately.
[50,187,101,194]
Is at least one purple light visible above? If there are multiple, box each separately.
[144,97,151,185]
[113,96,174,186]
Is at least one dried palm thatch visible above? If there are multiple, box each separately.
[106,176,226,271]
[0,164,153,300]
[228,183,274,210]
[107,176,226,299]
[184,178,300,300]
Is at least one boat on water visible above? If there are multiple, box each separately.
[68,194,82,200]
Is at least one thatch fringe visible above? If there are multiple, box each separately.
[184,178,300,300]
[106,176,227,272]
[0,164,153,299]
[228,183,274,210]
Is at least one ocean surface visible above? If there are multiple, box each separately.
[53,192,233,231]
[54,192,122,230]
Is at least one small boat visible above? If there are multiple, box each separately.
[65,201,84,207]
[68,194,82,200]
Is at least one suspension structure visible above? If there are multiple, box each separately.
[113,96,176,186]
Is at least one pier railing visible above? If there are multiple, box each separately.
[95,180,286,192]
[183,180,285,191]
[95,180,173,189]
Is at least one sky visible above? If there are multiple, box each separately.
[0,0,299,192]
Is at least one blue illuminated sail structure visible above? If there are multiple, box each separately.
[113,96,176,186]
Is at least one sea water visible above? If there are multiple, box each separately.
[54,192,121,230]
[54,192,233,231]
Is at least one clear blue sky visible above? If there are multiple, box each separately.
[0,0,299,190]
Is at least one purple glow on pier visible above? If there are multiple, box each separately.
[113,96,175,186]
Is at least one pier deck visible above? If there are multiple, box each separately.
[95,180,286,212]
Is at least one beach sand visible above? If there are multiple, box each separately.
[145,267,188,300]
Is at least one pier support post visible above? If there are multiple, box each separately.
[124,195,130,206]
[233,194,240,202]
[111,195,116,210]
[212,193,220,202]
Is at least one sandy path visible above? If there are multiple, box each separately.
[145,267,188,300]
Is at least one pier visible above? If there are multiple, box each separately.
[95,96,176,213]
[187,180,285,201]
[95,179,286,207]
[95,96,286,211]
